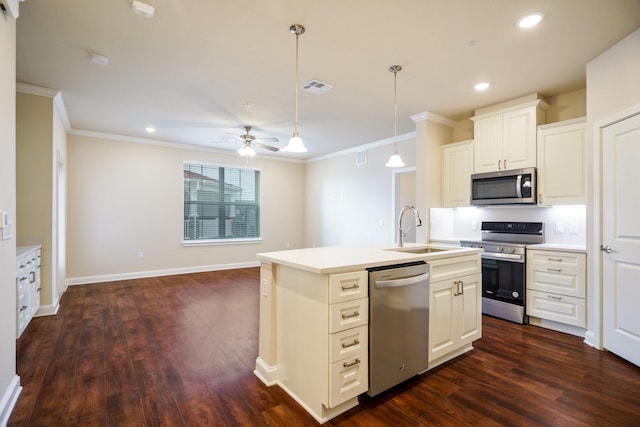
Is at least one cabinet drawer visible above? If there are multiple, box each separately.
[328,352,368,408]
[527,250,586,270]
[527,289,585,327]
[527,267,585,298]
[329,324,368,363]
[429,255,480,283]
[329,298,368,333]
[329,271,368,303]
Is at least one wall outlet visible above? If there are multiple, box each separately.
[137,250,144,259]
[471,221,478,231]
[261,278,269,296]
[555,222,564,234]
[569,222,578,234]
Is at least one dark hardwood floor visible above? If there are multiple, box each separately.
[8,268,640,426]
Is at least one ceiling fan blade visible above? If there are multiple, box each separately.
[254,142,280,152]
[257,137,279,143]
[211,134,244,143]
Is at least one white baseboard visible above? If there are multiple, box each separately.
[66,261,260,286]
[528,317,587,338]
[253,357,279,386]
[35,301,59,317]
[0,375,22,427]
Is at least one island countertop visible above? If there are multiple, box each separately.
[256,243,482,275]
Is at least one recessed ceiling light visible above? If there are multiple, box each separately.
[90,53,109,66]
[132,0,155,18]
[474,82,490,91]
[516,13,543,29]
[145,126,156,133]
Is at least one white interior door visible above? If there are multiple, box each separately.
[602,112,640,367]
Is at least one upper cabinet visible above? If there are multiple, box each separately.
[536,118,587,206]
[442,140,473,207]
[472,100,549,173]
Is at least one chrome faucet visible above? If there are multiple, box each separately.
[397,205,423,248]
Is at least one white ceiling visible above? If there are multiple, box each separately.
[15,0,640,160]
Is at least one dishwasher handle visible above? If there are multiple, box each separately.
[374,272,430,289]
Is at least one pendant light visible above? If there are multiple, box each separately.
[284,24,308,153]
[386,65,405,168]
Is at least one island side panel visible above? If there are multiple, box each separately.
[276,265,331,418]
[255,262,279,384]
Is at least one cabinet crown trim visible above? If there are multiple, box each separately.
[471,99,550,122]
[538,117,586,130]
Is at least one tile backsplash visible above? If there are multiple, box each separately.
[430,205,586,246]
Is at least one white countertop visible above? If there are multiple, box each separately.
[527,243,587,253]
[16,244,42,257]
[256,243,482,274]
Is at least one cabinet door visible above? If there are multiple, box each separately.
[429,279,456,362]
[457,273,482,345]
[442,140,473,207]
[473,114,503,173]
[503,106,537,170]
[537,120,586,205]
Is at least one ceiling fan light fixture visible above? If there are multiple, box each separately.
[238,145,256,157]
[386,65,405,168]
[286,23,308,154]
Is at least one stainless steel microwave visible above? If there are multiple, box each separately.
[470,167,536,206]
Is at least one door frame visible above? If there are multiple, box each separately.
[590,102,640,350]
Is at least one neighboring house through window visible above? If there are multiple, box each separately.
[183,162,260,242]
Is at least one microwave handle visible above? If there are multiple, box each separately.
[516,174,522,198]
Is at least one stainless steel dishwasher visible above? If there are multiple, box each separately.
[367,261,430,396]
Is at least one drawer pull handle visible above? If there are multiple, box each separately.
[342,311,359,319]
[342,339,360,349]
[547,295,562,300]
[548,258,563,262]
[341,283,360,291]
[547,268,562,272]
[343,358,361,368]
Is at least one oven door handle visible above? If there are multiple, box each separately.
[482,253,524,262]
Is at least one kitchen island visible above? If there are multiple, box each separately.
[254,243,482,424]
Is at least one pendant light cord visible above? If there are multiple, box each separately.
[393,68,397,149]
[294,31,299,134]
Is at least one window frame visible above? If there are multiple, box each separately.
[182,160,262,246]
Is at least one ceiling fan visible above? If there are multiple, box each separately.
[214,125,280,157]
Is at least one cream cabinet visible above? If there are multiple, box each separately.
[428,254,482,368]
[273,267,368,422]
[442,140,473,207]
[16,245,41,338]
[526,249,586,327]
[536,118,587,206]
[472,100,549,173]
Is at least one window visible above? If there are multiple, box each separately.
[183,162,260,242]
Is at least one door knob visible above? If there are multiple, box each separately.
[600,244,612,253]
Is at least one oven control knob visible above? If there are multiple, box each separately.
[512,291,520,298]
[499,247,504,252]
[510,248,516,254]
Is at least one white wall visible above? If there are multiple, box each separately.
[305,137,416,247]
[66,133,306,283]
[585,27,640,348]
[0,12,20,426]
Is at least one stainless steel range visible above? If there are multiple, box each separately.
[460,221,544,324]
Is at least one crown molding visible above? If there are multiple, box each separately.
[306,131,416,163]
[410,111,457,128]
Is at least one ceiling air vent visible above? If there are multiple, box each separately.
[301,79,333,94]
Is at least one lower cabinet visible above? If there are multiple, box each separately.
[428,255,482,368]
[274,266,368,423]
[526,249,587,328]
[16,245,42,338]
